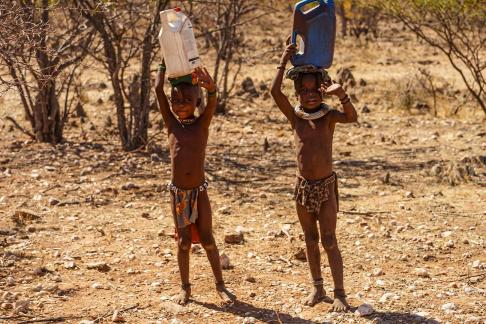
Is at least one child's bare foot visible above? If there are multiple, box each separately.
[331,289,349,312]
[304,285,326,306]
[175,283,191,305]
[216,282,236,304]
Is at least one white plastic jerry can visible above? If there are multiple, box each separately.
[158,8,202,78]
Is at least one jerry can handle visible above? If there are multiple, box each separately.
[294,0,334,13]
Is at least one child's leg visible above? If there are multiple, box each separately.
[317,188,348,312]
[196,190,235,303]
[171,195,192,305]
[296,203,326,306]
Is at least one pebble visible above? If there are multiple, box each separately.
[92,283,103,289]
[441,231,452,238]
[48,197,60,206]
[445,240,454,248]
[64,261,76,269]
[220,253,231,269]
[354,303,374,316]
[472,260,481,269]
[375,279,385,286]
[244,275,256,283]
[242,317,257,324]
[372,268,383,276]
[414,268,430,278]
[441,302,457,312]
[112,310,124,322]
[224,233,244,244]
[379,293,398,303]
[86,262,111,272]
[6,276,15,286]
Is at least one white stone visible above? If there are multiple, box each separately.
[445,240,454,248]
[379,293,397,303]
[441,302,457,312]
[92,283,103,289]
[372,268,383,276]
[472,260,481,269]
[375,279,385,286]
[414,268,430,278]
[242,317,257,324]
[441,231,452,238]
[354,303,374,316]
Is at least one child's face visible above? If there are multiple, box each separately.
[170,86,198,119]
[298,74,322,109]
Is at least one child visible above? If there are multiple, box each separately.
[270,43,358,312]
[154,62,235,305]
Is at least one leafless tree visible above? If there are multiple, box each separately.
[376,0,486,114]
[181,0,259,113]
[74,0,169,151]
[0,1,94,143]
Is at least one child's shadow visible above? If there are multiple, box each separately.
[193,300,315,324]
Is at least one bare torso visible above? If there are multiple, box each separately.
[293,114,335,180]
[168,120,208,189]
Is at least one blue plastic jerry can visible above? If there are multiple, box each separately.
[290,0,336,69]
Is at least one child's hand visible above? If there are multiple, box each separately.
[320,80,346,99]
[280,43,297,65]
[194,67,216,93]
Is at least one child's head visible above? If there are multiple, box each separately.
[294,72,324,109]
[170,83,200,120]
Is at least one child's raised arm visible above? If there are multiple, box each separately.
[322,82,358,124]
[271,43,297,128]
[194,67,217,128]
[154,63,177,129]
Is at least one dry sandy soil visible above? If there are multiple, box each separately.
[0,5,485,324]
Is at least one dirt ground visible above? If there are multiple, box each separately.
[1,5,485,324]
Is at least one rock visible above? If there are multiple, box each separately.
[217,206,230,215]
[161,302,185,315]
[441,302,457,312]
[242,317,257,324]
[244,275,256,283]
[121,183,139,190]
[379,293,397,303]
[472,260,481,269]
[220,253,231,270]
[224,233,244,244]
[372,268,383,276]
[375,279,385,286]
[6,276,15,286]
[112,310,124,322]
[405,191,414,198]
[191,245,202,254]
[445,240,454,248]
[151,153,161,162]
[414,268,430,278]
[87,262,110,272]
[361,105,371,113]
[441,231,452,238]
[64,261,76,270]
[48,198,60,206]
[293,248,307,261]
[354,303,374,316]
[92,283,103,289]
